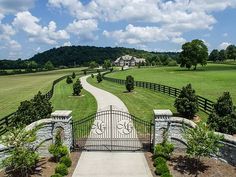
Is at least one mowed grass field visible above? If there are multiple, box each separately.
[51,77,97,121]
[107,64,236,103]
[87,77,208,122]
[0,68,86,118]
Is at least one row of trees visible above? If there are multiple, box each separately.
[209,45,236,62]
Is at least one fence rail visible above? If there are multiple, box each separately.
[103,73,214,114]
[0,69,104,136]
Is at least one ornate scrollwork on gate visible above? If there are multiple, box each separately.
[91,120,106,135]
[117,120,133,135]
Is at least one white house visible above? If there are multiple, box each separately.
[114,55,146,67]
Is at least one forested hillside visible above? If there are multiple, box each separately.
[29,46,178,67]
[0,45,179,69]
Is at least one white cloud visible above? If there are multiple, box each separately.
[219,42,231,50]
[66,19,98,40]
[0,0,35,14]
[13,11,69,45]
[48,0,236,46]
[103,24,182,45]
[63,41,72,46]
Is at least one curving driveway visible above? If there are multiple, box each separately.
[72,75,153,177]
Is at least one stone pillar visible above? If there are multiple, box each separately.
[153,109,173,146]
[51,110,73,150]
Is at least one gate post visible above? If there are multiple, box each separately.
[153,109,172,147]
[51,110,73,151]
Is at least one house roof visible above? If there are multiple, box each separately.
[115,55,146,63]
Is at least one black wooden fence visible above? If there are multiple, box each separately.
[0,69,104,136]
[103,74,214,114]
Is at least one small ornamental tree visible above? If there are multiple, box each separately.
[66,76,73,84]
[0,127,40,177]
[83,70,87,75]
[91,73,94,78]
[96,72,103,83]
[174,84,198,119]
[183,124,223,177]
[207,92,236,134]
[49,129,68,162]
[73,79,83,96]
[72,72,76,79]
[125,75,134,92]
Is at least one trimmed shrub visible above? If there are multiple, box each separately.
[91,74,94,78]
[155,157,169,175]
[55,163,68,176]
[174,83,198,119]
[154,142,174,160]
[83,70,87,75]
[51,174,62,177]
[125,75,134,92]
[153,156,166,167]
[73,79,83,96]
[72,72,76,79]
[66,76,73,84]
[60,156,72,167]
[96,72,103,83]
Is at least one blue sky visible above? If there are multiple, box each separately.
[0,0,236,59]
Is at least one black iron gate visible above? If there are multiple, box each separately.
[72,106,153,151]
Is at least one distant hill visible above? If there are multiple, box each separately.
[0,45,179,70]
[29,45,179,67]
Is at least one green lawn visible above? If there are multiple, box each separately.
[107,64,236,103]
[51,77,97,121]
[0,68,86,118]
[87,77,208,122]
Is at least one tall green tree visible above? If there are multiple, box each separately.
[44,60,54,70]
[218,49,227,61]
[183,124,223,177]
[103,59,112,70]
[207,92,236,134]
[125,75,134,92]
[174,84,199,119]
[226,45,236,60]
[89,61,98,69]
[179,39,208,70]
[208,49,219,62]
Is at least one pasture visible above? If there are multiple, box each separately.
[107,64,236,103]
[0,68,85,118]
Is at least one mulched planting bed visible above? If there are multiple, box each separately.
[0,151,81,177]
[145,152,236,177]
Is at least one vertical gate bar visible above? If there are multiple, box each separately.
[71,120,75,150]
[149,121,152,152]
[110,105,113,151]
